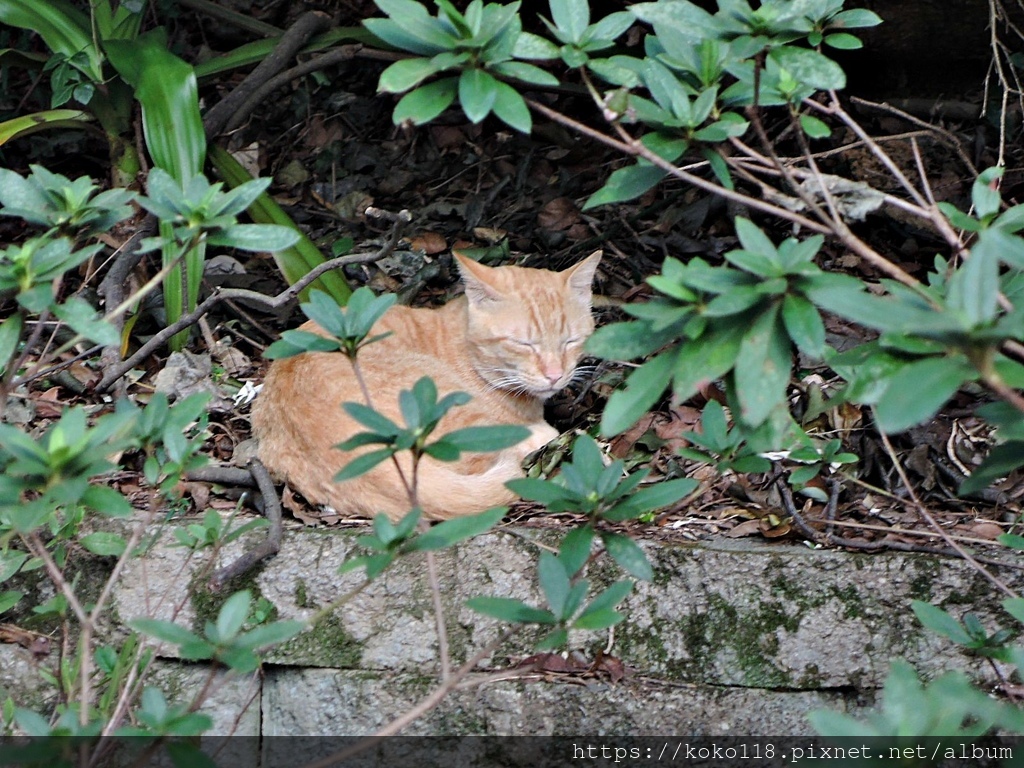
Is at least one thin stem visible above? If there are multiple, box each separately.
[425,551,451,681]
[874,413,1018,599]
[297,631,510,768]
[524,98,831,235]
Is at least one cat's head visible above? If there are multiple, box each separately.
[455,252,602,400]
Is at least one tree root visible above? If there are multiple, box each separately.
[209,459,282,591]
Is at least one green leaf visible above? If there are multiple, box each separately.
[512,31,560,59]
[79,487,132,524]
[52,297,119,347]
[586,320,678,360]
[342,402,401,436]
[0,0,103,82]
[550,0,589,43]
[558,524,595,577]
[441,425,530,453]
[215,590,251,641]
[769,46,846,91]
[959,442,1024,496]
[458,68,499,123]
[972,167,1003,221]
[671,320,744,403]
[393,77,458,124]
[79,532,126,557]
[235,620,305,650]
[1002,597,1024,624]
[373,0,458,51]
[799,114,832,138]
[490,79,531,133]
[733,217,777,259]
[379,57,441,93]
[781,294,826,357]
[506,477,575,506]
[998,533,1024,550]
[334,448,395,482]
[599,351,675,436]
[937,202,983,233]
[0,314,23,374]
[874,356,975,434]
[207,224,300,253]
[574,580,632,629]
[107,31,205,183]
[606,477,698,520]
[0,589,21,615]
[538,551,571,619]
[734,306,792,428]
[831,9,883,28]
[994,204,1024,233]
[583,163,667,209]
[601,531,653,580]
[465,596,557,624]
[824,32,862,50]
[410,507,505,550]
[130,618,203,647]
[948,234,1000,326]
[490,61,559,86]
[911,601,973,645]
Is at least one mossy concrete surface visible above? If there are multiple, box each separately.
[0,523,1005,736]
[109,527,1019,690]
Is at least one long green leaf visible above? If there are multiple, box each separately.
[0,109,93,146]
[108,29,207,350]
[0,0,103,81]
[107,30,205,182]
[209,145,352,305]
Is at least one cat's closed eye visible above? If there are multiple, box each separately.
[506,338,537,350]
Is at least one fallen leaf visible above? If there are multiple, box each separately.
[472,227,507,243]
[34,387,63,419]
[538,197,580,231]
[282,486,321,526]
[409,231,447,254]
[183,482,210,511]
[726,519,763,538]
[966,522,1004,540]
[430,125,466,150]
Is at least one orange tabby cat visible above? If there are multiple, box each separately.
[251,252,601,520]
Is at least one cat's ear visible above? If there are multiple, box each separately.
[564,250,602,298]
[455,253,504,304]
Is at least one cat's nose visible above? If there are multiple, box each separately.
[541,366,563,385]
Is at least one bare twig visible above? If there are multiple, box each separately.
[874,416,1018,599]
[297,631,510,768]
[203,11,333,138]
[96,212,410,392]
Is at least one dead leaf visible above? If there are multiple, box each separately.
[726,519,763,538]
[966,522,1004,540]
[472,227,507,243]
[306,115,344,149]
[538,197,580,231]
[183,482,210,511]
[409,232,447,254]
[282,486,321,526]
[230,143,261,177]
[34,387,63,419]
[0,624,51,656]
[430,125,466,150]
[759,514,792,538]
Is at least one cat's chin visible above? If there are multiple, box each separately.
[528,384,565,400]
